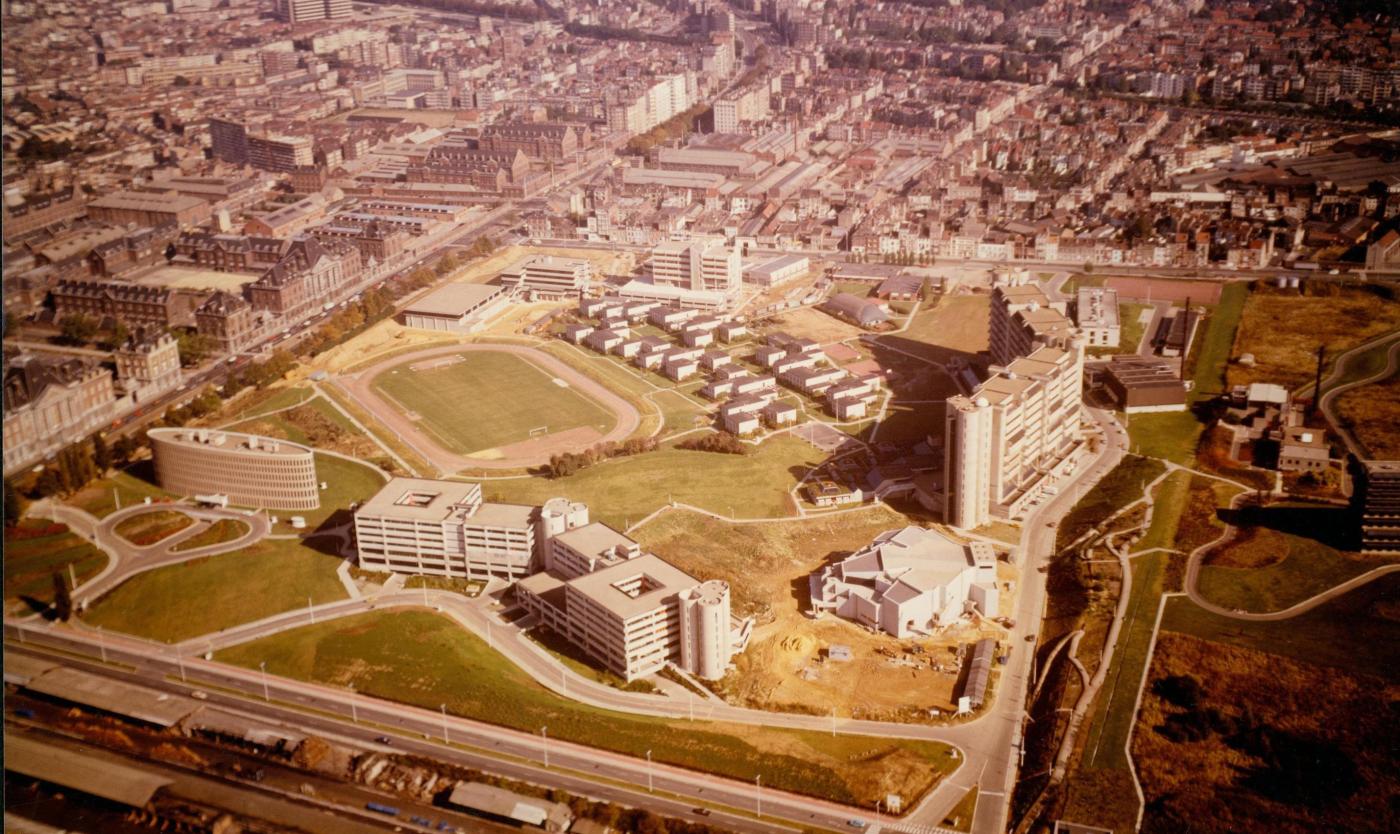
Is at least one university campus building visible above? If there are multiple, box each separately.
[149,428,320,510]
[3,353,118,475]
[353,478,547,581]
[809,526,1000,638]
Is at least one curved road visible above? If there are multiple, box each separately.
[1316,332,1400,459]
[333,342,643,472]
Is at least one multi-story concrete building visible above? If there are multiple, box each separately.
[278,0,351,23]
[1354,459,1400,554]
[1074,287,1121,349]
[517,552,744,682]
[149,428,320,510]
[650,238,740,294]
[114,331,181,404]
[989,284,1075,366]
[944,343,1086,528]
[2,354,117,475]
[498,255,593,298]
[353,478,548,580]
[247,134,314,173]
[809,526,1000,638]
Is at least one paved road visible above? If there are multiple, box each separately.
[1316,332,1400,459]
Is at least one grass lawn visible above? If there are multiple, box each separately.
[941,786,979,832]
[319,384,436,477]
[1126,410,1203,466]
[3,520,107,615]
[481,436,819,529]
[1192,282,1248,400]
[1134,471,1192,554]
[1078,551,1167,772]
[1322,333,1399,392]
[223,386,314,422]
[293,453,387,530]
[1056,455,1165,550]
[171,519,250,552]
[113,510,193,547]
[83,537,347,642]
[372,350,616,454]
[884,294,990,362]
[1227,286,1400,391]
[1161,573,1400,680]
[650,388,708,436]
[215,609,957,809]
[1196,524,1392,613]
[69,465,176,519]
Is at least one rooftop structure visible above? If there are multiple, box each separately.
[809,526,999,638]
[401,283,508,333]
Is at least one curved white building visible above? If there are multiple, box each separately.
[678,580,733,680]
[149,427,318,510]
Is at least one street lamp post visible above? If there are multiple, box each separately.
[349,685,358,723]
[96,626,107,663]
[308,596,315,625]
[176,651,186,683]
[831,706,837,737]
[541,726,549,768]
[259,661,269,701]
[645,749,653,792]
[440,703,450,744]
[755,774,762,818]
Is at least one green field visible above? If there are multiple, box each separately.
[1196,524,1391,613]
[113,510,193,547]
[1163,573,1400,680]
[882,294,990,362]
[1055,455,1165,550]
[83,538,347,642]
[1079,551,1168,770]
[216,609,957,809]
[171,519,250,552]
[3,520,108,615]
[372,351,617,454]
[481,436,820,529]
[70,466,176,519]
[298,453,387,529]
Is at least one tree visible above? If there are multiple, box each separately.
[3,478,24,526]
[92,433,112,473]
[34,467,63,498]
[1083,261,1095,274]
[58,314,99,346]
[104,321,130,350]
[175,330,214,366]
[52,572,73,621]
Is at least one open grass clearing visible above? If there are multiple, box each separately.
[1161,573,1400,679]
[170,519,250,552]
[757,305,866,345]
[113,510,193,547]
[371,350,617,455]
[941,786,978,832]
[83,537,347,642]
[276,453,388,532]
[231,396,388,465]
[880,294,989,364]
[1133,629,1400,834]
[3,520,107,615]
[1055,455,1165,551]
[69,464,177,519]
[1227,285,1400,392]
[319,383,435,477]
[1197,519,1393,614]
[481,436,818,529]
[215,609,959,809]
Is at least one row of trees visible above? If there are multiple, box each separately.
[546,437,658,478]
[29,430,146,500]
[676,431,748,455]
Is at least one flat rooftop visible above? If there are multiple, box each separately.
[566,553,699,620]
[5,733,174,807]
[554,522,638,557]
[402,282,504,317]
[25,667,198,727]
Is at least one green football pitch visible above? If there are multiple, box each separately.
[371,351,616,454]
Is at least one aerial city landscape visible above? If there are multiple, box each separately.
[2,0,1398,832]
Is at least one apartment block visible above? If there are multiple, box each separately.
[279,0,352,23]
[944,344,1086,528]
[989,284,1075,366]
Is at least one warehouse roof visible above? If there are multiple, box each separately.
[5,733,172,807]
[25,667,199,727]
[402,283,504,317]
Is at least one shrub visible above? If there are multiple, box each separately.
[676,432,748,455]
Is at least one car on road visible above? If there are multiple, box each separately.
[374,735,393,745]
[1046,520,1058,528]
[693,808,711,816]
[846,820,869,829]
[190,690,209,700]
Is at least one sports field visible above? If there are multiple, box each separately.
[371,350,617,455]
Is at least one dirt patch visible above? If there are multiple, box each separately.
[1106,276,1223,305]
[473,425,604,461]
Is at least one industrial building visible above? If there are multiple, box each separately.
[401,283,508,332]
[809,526,1000,638]
[1101,355,1186,412]
[150,428,321,511]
